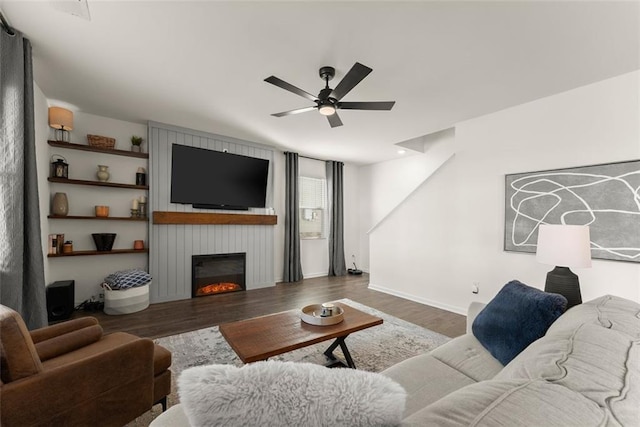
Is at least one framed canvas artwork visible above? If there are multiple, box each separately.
[504,160,640,263]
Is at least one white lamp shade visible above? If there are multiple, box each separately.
[536,224,592,268]
[48,107,74,130]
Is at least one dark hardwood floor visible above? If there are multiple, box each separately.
[79,273,466,339]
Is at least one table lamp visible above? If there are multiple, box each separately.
[48,107,73,142]
[536,224,592,309]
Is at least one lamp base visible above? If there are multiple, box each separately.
[544,266,582,310]
[55,128,70,143]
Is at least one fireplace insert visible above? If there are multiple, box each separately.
[192,253,246,297]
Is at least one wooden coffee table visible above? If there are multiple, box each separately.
[219,302,383,369]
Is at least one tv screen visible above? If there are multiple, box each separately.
[170,144,269,210]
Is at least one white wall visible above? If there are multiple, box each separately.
[368,71,640,314]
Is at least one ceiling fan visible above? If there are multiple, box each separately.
[264,62,395,128]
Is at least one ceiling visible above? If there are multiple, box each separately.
[2,1,638,165]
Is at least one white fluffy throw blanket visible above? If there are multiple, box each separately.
[178,361,407,426]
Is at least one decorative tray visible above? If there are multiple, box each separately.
[300,304,344,326]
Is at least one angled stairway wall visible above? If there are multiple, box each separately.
[357,128,456,272]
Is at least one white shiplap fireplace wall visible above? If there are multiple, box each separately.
[148,122,276,303]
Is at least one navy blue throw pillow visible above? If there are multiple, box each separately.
[472,280,567,365]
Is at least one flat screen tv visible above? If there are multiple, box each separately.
[170,144,269,210]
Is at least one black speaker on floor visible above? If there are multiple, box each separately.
[46,280,75,322]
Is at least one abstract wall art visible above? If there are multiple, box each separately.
[504,160,640,263]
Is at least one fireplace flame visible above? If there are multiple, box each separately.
[196,283,242,296]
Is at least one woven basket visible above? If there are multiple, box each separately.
[87,134,116,149]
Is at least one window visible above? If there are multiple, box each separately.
[299,176,326,239]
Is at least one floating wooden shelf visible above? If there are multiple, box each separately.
[48,215,148,222]
[48,249,149,258]
[153,211,277,225]
[48,140,149,158]
[48,177,149,190]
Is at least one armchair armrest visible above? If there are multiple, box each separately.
[30,317,99,343]
[466,302,486,334]
[34,324,104,362]
[0,337,155,427]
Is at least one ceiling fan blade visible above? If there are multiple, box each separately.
[271,106,317,117]
[338,101,395,111]
[330,62,372,101]
[264,76,317,102]
[327,112,343,128]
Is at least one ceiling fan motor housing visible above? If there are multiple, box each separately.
[319,66,335,81]
[318,87,334,102]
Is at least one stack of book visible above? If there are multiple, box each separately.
[48,234,65,255]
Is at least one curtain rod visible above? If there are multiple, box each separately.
[0,10,15,35]
[283,152,326,162]
[283,152,344,165]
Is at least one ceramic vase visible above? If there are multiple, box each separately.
[96,165,110,182]
[131,145,141,153]
[52,192,69,216]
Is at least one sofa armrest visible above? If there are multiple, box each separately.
[30,317,99,343]
[0,337,155,427]
[466,302,486,334]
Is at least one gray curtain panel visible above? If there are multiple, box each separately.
[0,29,48,329]
[283,152,303,282]
[326,161,347,276]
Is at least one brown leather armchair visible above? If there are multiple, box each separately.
[0,304,171,427]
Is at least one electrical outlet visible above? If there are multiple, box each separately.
[472,282,480,294]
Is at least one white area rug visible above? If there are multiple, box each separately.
[129,299,450,426]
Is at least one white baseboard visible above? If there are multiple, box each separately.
[368,283,467,316]
[304,272,328,279]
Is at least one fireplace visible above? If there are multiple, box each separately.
[192,253,246,297]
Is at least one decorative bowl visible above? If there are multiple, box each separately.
[300,304,344,326]
[92,233,116,251]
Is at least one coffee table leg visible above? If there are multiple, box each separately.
[323,335,356,369]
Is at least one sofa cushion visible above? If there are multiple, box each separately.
[472,280,567,365]
[381,352,477,418]
[149,404,190,427]
[402,379,605,426]
[430,333,503,382]
[178,361,407,427]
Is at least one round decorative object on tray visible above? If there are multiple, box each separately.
[300,304,344,326]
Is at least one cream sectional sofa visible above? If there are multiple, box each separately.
[385,295,639,426]
[151,295,639,426]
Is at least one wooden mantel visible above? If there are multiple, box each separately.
[153,211,277,225]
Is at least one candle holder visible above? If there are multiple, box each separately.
[138,202,147,218]
[130,209,140,218]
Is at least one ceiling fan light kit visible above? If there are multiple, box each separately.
[264,62,395,128]
[318,102,336,116]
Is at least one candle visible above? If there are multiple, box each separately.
[139,195,146,203]
[132,199,139,210]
